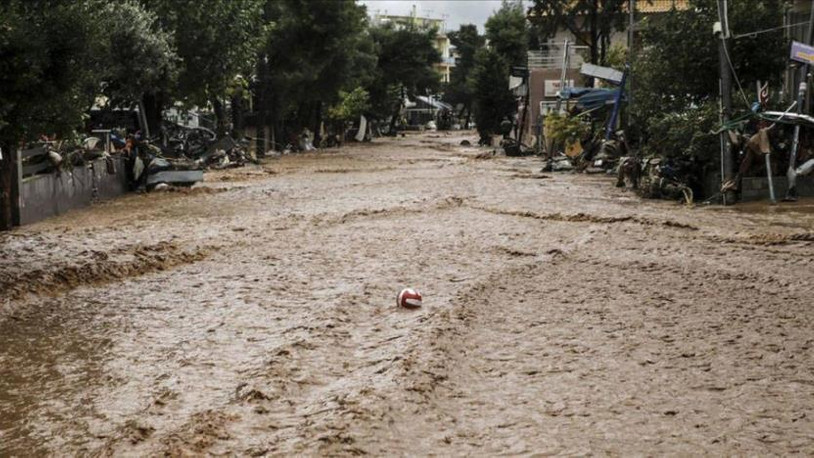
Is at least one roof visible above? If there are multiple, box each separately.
[528,0,689,19]
[636,0,690,13]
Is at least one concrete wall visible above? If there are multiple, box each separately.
[19,157,128,225]
[740,176,814,202]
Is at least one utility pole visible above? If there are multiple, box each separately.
[785,0,814,201]
[555,40,570,113]
[717,0,735,205]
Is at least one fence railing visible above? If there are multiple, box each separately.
[528,43,589,69]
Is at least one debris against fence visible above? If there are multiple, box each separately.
[20,123,259,193]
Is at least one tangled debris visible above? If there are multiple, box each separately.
[21,123,258,193]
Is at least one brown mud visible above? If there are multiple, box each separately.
[0,242,210,303]
[1,131,813,455]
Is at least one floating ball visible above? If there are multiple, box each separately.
[397,288,422,308]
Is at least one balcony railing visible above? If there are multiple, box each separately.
[528,43,589,69]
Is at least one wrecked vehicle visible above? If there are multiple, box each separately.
[122,134,203,191]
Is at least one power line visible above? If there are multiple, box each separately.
[721,39,752,110]
[731,20,809,40]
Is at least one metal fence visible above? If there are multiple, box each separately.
[528,42,590,70]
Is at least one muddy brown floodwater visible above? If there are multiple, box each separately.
[1,132,813,456]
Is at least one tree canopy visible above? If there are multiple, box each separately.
[0,1,101,142]
[1,0,107,228]
[98,1,178,108]
[633,0,787,165]
[445,24,486,124]
[366,23,441,126]
[472,0,529,141]
[142,0,265,132]
[485,0,529,68]
[256,0,373,135]
[472,49,517,140]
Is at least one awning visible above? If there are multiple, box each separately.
[558,87,626,111]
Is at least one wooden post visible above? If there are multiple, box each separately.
[14,148,21,226]
[0,142,20,230]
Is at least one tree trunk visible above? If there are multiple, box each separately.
[212,97,227,136]
[0,139,20,230]
[255,53,268,156]
[231,94,244,140]
[313,102,323,147]
[388,104,400,135]
[258,104,267,156]
[141,92,165,137]
[388,86,405,135]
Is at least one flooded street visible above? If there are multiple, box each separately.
[1,132,813,455]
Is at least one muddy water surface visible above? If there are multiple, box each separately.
[1,132,813,455]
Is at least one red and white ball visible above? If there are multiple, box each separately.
[397,288,422,308]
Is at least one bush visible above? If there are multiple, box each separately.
[544,112,591,149]
[641,102,720,165]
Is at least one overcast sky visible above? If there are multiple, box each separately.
[358,0,517,33]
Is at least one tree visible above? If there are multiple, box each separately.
[366,23,441,131]
[445,24,486,126]
[633,0,787,164]
[328,87,371,123]
[472,48,517,142]
[528,0,628,66]
[485,0,529,68]
[255,0,374,147]
[143,0,265,134]
[98,1,178,109]
[327,87,371,140]
[0,1,102,230]
[472,0,529,142]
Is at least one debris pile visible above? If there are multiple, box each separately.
[195,136,257,170]
[21,122,258,192]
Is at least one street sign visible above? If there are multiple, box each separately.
[790,41,814,65]
[545,80,574,97]
[580,63,624,85]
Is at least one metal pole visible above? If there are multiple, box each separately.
[555,40,569,112]
[14,147,22,226]
[765,153,777,203]
[606,65,629,140]
[718,0,735,205]
[756,81,777,204]
[719,79,726,202]
[786,0,814,200]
